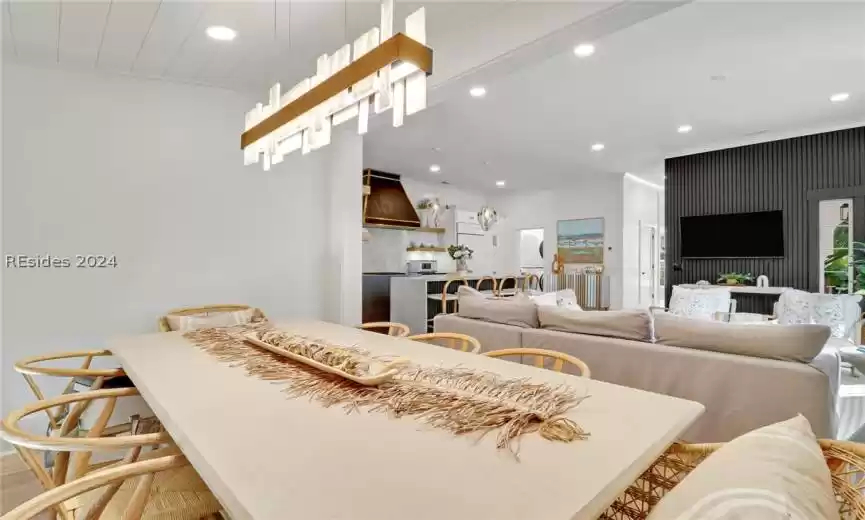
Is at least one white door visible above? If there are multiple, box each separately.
[638,224,657,307]
[459,232,494,275]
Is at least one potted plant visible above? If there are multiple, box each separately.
[716,272,754,286]
[416,198,434,227]
[448,244,474,275]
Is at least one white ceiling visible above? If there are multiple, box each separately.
[363,1,865,191]
[1,0,632,95]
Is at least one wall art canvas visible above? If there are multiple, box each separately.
[557,218,604,264]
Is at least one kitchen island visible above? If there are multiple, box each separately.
[362,273,406,324]
[391,274,526,334]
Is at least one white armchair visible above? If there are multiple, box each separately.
[774,290,865,378]
[774,290,863,341]
[652,286,737,321]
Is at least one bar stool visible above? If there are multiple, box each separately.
[497,276,519,297]
[428,278,468,315]
[477,276,498,297]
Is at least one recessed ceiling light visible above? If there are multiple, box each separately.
[206,26,237,41]
[573,43,595,58]
[830,92,850,103]
[496,180,506,187]
[677,124,693,133]
[429,164,441,173]
[591,143,605,152]
[469,86,486,98]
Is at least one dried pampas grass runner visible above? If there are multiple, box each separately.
[183,323,590,456]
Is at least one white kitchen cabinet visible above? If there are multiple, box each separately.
[455,209,479,224]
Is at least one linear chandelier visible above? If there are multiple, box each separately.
[242,0,433,170]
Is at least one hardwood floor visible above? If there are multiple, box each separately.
[0,452,50,519]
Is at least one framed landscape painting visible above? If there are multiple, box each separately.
[557,218,604,264]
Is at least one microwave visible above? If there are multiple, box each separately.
[406,260,437,274]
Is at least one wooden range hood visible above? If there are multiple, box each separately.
[362,169,421,229]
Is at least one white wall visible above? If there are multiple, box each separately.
[325,128,363,325]
[490,174,625,308]
[362,177,488,273]
[1,63,362,446]
[621,174,663,309]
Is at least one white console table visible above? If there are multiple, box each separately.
[678,284,791,295]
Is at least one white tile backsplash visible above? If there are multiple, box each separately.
[362,228,453,272]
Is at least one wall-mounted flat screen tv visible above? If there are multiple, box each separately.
[681,210,784,258]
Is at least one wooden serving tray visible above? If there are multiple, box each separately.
[243,334,404,386]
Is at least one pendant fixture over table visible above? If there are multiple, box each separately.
[242,0,433,170]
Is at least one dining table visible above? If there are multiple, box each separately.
[107,320,704,520]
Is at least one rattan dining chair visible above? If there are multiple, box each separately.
[0,453,222,520]
[1,388,221,520]
[602,439,865,519]
[159,304,266,332]
[14,351,128,436]
[357,322,410,337]
[407,333,481,354]
[484,348,591,378]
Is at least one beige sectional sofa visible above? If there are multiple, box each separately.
[434,310,840,443]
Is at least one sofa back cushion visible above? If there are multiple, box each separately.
[654,313,830,363]
[457,291,539,328]
[433,314,522,352]
[538,306,651,342]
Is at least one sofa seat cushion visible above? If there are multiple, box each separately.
[654,313,830,363]
[538,306,651,342]
[457,291,539,328]
[647,415,839,520]
[521,327,835,441]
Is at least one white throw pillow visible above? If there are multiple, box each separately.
[555,289,582,310]
[529,292,558,307]
[647,415,839,520]
[668,286,732,320]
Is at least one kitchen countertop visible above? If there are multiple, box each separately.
[392,273,525,282]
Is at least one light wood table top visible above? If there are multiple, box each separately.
[108,321,704,520]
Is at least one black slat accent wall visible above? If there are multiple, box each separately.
[665,126,865,313]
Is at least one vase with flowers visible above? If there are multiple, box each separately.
[448,244,474,275]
